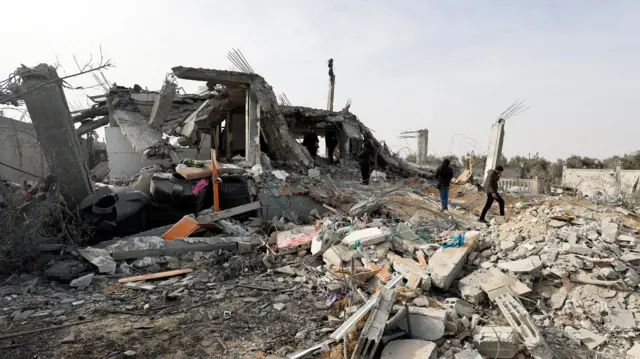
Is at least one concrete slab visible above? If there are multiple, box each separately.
[608,308,637,329]
[396,306,447,341]
[497,255,542,274]
[454,349,483,359]
[380,339,437,359]
[473,326,521,358]
[480,267,531,299]
[389,254,431,291]
[342,227,389,247]
[429,231,480,289]
[105,236,256,260]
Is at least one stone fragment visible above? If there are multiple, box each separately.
[380,339,437,359]
[429,231,479,289]
[497,256,542,274]
[454,299,474,318]
[601,221,619,242]
[322,245,352,267]
[548,219,567,228]
[599,267,619,280]
[626,268,640,287]
[69,273,94,290]
[307,168,320,178]
[273,294,291,303]
[77,247,117,274]
[549,291,567,310]
[621,253,640,265]
[390,255,431,291]
[273,303,286,311]
[45,260,91,282]
[472,326,521,358]
[61,333,76,344]
[500,239,516,251]
[396,307,447,341]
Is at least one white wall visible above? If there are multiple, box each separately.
[0,117,48,185]
[561,166,640,197]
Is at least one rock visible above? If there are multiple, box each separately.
[549,292,567,310]
[45,260,92,282]
[599,267,619,280]
[118,262,132,275]
[429,231,479,289]
[61,333,75,344]
[123,350,136,357]
[625,268,640,287]
[473,326,521,358]
[380,339,437,359]
[601,221,619,242]
[342,227,389,247]
[273,303,286,311]
[500,239,516,251]
[497,256,542,274]
[77,247,117,274]
[69,273,94,290]
[396,307,446,341]
[307,168,320,178]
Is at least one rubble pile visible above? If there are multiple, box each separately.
[2,164,640,359]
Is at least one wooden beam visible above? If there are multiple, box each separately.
[118,268,194,283]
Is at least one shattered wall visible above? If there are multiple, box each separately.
[0,116,48,184]
[562,166,640,197]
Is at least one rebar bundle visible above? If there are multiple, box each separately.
[227,49,255,74]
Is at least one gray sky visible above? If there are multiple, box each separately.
[2,0,639,161]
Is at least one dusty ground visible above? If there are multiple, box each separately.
[0,251,335,359]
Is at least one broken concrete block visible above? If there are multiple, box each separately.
[621,253,640,265]
[480,267,531,300]
[500,239,516,251]
[396,307,447,341]
[494,294,552,358]
[560,243,593,256]
[307,168,320,178]
[342,227,389,247]
[429,231,479,290]
[45,260,92,282]
[389,254,431,291]
[497,255,542,274]
[380,339,437,359]
[349,197,389,217]
[77,247,117,274]
[472,326,521,358]
[454,299,474,318]
[273,303,286,311]
[564,326,606,350]
[601,221,619,242]
[395,222,419,241]
[549,291,567,310]
[322,245,352,267]
[547,219,567,228]
[352,288,396,358]
[70,273,94,290]
[625,268,640,287]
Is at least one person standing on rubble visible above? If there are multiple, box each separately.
[435,158,454,211]
[325,130,338,165]
[302,128,319,163]
[479,165,505,223]
[359,139,375,185]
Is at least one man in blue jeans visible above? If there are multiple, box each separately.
[435,158,454,211]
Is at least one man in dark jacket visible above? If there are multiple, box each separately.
[435,158,454,211]
[359,139,375,185]
[479,165,505,223]
[325,130,338,165]
[302,128,319,162]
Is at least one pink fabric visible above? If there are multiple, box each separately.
[192,178,209,195]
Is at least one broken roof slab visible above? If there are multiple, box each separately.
[172,66,255,87]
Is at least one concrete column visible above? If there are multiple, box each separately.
[18,64,92,207]
[225,111,232,159]
[416,129,429,164]
[483,119,506,183]
[149,79,176,129]
[245,88,259,165]
[339,132,350,163]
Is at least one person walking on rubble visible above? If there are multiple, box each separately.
[479,165,505,223]
[435,158,454,211]
[359,139,375,185]
[302,128,319,163]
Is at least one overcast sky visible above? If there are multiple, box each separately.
[2,0,639,161]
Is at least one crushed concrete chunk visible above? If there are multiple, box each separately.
[70,273,94,290]
[396,306,447,341]
[497,255,542,274]
[429,231,479,289]
[549,291,567,310]
[380,339,437,359]
[601,221,619,242]
[561,243,592,256]
[608,308,636,329]
[621,253,640,265]
[77,247,117,274]
[322,245,352,267]
[348,197,388,217]
[472,326,521,358]
[480,267,531,299]
[458,269,488,304]
[454,349,483,359]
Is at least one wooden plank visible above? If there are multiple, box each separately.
[197,201,261,224]
[177,166,212,180]
[209,149,220,212]
[118,268,193,284]
[162,216,199,240]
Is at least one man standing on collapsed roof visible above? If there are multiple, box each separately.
[479,165,505,223]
